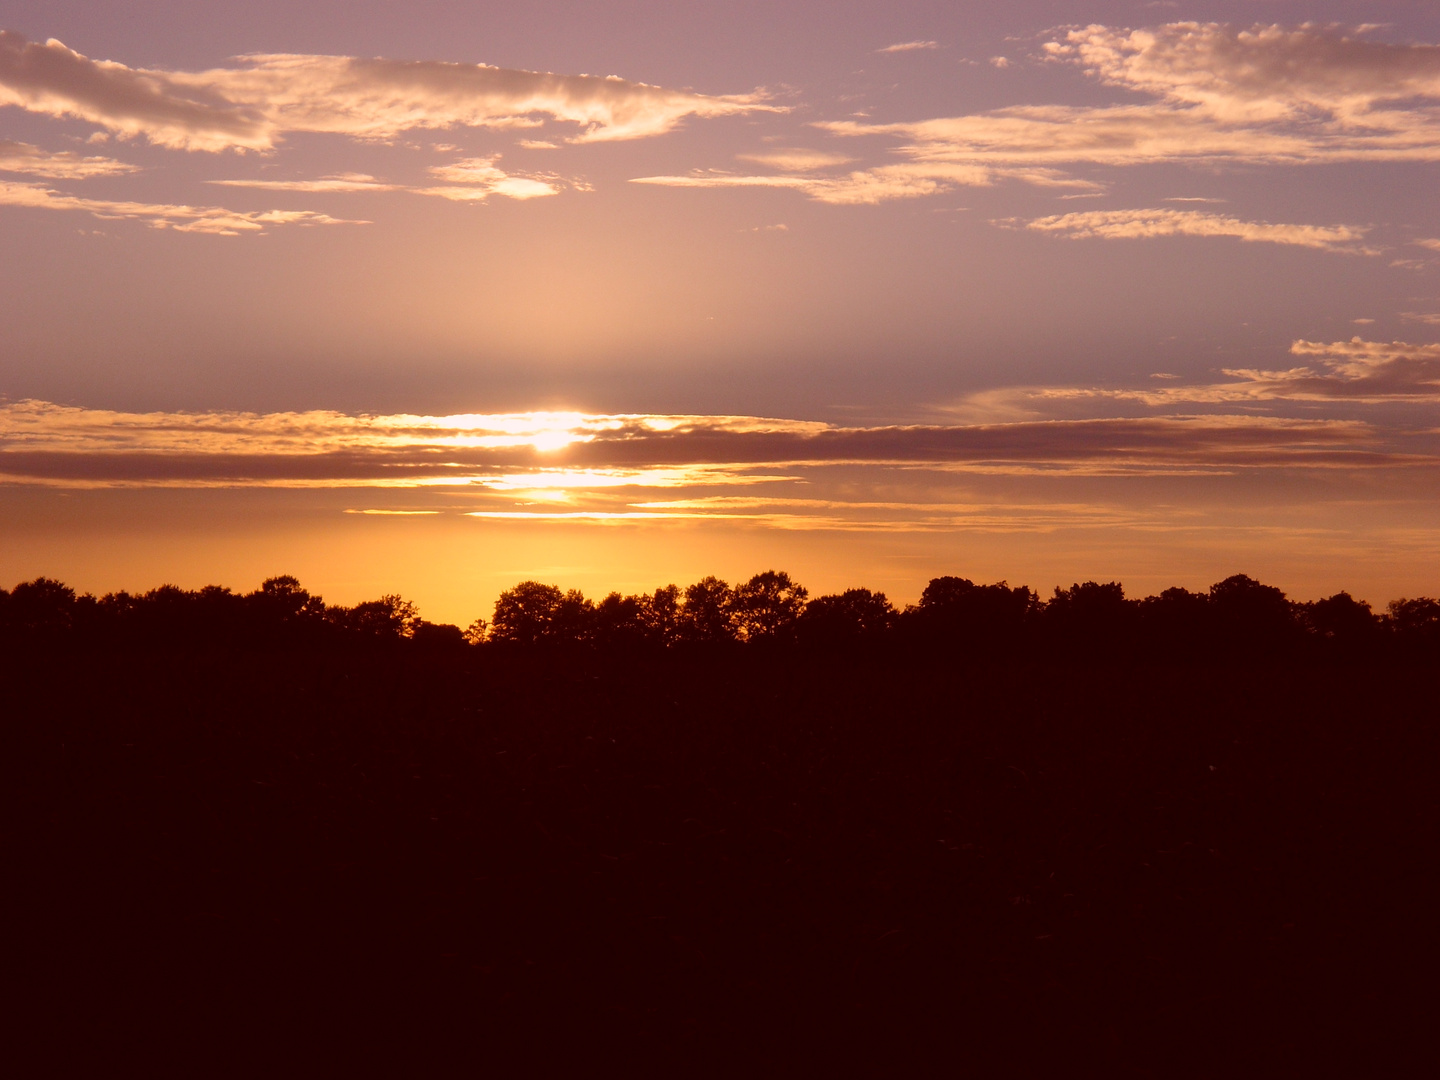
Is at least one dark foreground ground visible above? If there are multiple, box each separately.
[8,643,1437,1074]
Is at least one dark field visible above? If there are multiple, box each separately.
[9,639,1436,1074]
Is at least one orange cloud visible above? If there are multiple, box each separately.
[0,400,1400,490]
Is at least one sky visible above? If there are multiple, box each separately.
[3,0,1440,625]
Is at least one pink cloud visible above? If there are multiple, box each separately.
[0,31,774,151]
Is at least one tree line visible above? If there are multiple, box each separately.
[4,569,1439,657]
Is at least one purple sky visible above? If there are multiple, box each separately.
[3,1,1440,623]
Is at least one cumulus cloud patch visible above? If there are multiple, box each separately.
[637,22,1440,207]
[0,179,364,233]
[420,156,566,200]
[0,31,773,151]
[728,22,1440,205]
[1053,21,1440,130]
[1013,207,1375,253]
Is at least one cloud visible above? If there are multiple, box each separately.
[735,149,856,171]
[420,156,564,200]
[631,161,1096,204]
[1033,339,1440,405]
[647,22,1440,208]
[1013,207,1375,253]
[208,159,582,203]
[631,165,976,204]
[0,399,1403,491]
[878,41,939,54]
[208,172,397,192]
[0,138,138,178]
[1052,21,1440,128]
[0,31,773,151]
[0,178,364,233]
[773,23,1440,205]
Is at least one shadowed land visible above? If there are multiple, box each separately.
[7,571,1437,1072]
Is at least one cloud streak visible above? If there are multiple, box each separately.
[0,138,137,178]
[631,163,1090,204]
[0,399,1404,491]
[1029,339,1440,406]
[0,31,773,151]
[0,178,364,233]
[1013,207,1376,253]
[210,158,581,203]
[878,41,939,54]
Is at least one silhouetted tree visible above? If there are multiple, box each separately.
[732,571,808,641]
[7,577,78,635]
[491,581,565,645]
[1303,592,1383,647]
[252,575,327,622]
[1139,586,1214,655]
[798,588,897,646]
[1389,597,1440,646]
[554,589,597,643]
[491,582,594,645]
[1209,574,1297,653]
[910,577,1037,649]
[411,621,467,648]
[595,592,651,648]
[678,577,737,643]
[1044,581,1137,653]
[642,585,681,644]
[335,594,420,640]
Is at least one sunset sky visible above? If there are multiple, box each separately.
[4,0,1440,625]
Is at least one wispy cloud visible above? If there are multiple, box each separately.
[1012,207,1375,253]
[0,179,364,233]
[208,172,397,192]
[0,30,774,151]
[0,138,138,178]
[1031,339,1440,405]
[210,158,584,203]
[878,41,939,54]
[0,399,1402,491]
[631,166,977,204]
[735,149,856,171]
[631,163,1093,204]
